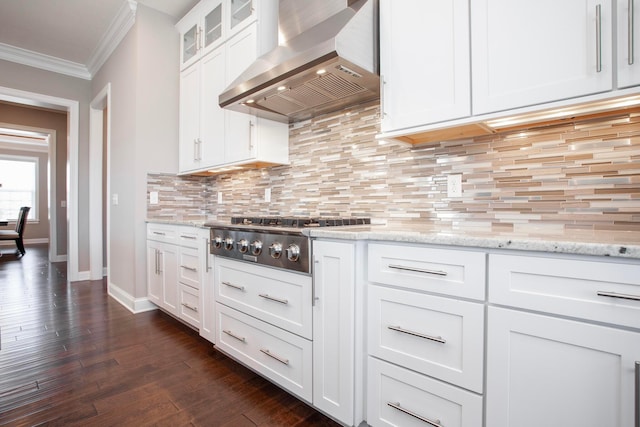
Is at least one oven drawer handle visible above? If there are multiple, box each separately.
[597,291,640,301]
[259,294,289,305]
[388,325,446,344]
[181,265,197,272]
[222,281,245,291]
[260,348,289,365]
[181,302,198,312]
[223,329,246,343]
[387,402,442,427]
[388,264,448,277]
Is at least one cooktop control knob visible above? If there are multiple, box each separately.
[213,236,223,249]
[286,244,300,262]
[224,237,234,251]
[250,240,263,256]
[236,239,249,253]
[269,242,282,259]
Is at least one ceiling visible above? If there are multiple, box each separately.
[0,0,198,75]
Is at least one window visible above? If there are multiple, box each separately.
[0,156,38,221]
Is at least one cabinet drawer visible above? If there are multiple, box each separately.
[147,223,178,244]
[216,303,312,403]
[178,246,201,289]
[368,243,486,300]
[368,285,484,393]
[367,357,483,427]
[179,283,200,328]
[177,228,200,248]
[489,253,640,329]
[215,257,312,339]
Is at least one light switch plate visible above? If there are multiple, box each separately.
[112,193,119,205]
[217,192,223,204]
[447,174,462,197]
[150,191,159,205]
[264,188,271,202]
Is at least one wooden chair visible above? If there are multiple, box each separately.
[0,206,30,256]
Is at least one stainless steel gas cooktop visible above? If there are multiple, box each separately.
[206,216,370,274]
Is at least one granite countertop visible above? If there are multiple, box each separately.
[305,224,640,259]
[147,218,640,259]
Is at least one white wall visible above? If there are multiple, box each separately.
[91,4,179,303]
[0,59,92,270]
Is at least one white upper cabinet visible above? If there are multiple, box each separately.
[380,0,471,133]
[617,0,640,88]
[177,0,288,174]
[178,0,224,71]
[472,0,613,115]
[228,0,256,39]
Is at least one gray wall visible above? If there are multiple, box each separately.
[92,4,179,299]
[0,60,92,267]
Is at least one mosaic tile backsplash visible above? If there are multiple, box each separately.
[148,101,640,232]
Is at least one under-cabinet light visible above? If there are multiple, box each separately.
[484,94,640,130]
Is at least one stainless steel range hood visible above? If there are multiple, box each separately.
[219,0,379,123]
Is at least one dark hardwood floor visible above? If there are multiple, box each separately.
[0,245,341,426]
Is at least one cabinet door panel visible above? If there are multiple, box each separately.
[200,46,225,167]
[313,240,355,426]
[225,24,258,164]
[380,0,470,132]
[487,307,640,427]
[472,0,613,115]
[179,63,202,172]
[618,0,640,87]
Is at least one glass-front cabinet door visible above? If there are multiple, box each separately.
[203,3,223,54]
[182,23,199,68]
[229,0,255,37]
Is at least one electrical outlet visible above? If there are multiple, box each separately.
[447,174,462,197]
[112,193,119,206]
[149,191,159,205]
[217,192,223,204]
[264,188,271,202]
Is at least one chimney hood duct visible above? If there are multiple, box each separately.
[219,0,379,123]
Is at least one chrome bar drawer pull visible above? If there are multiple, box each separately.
[222,281,245,291]
[259,294,289,305]
[388,325,446,344]
[260,348,289,365]
[388,264,448,276]
[152,231,166,236]
[387,402,442,427]
[596,291,640,301]
[630,0,635,65]
[223,329,246,343]
[180,235,197,240]
[181,302,198,312]
[181,265,197,272]
[596,4,602,72]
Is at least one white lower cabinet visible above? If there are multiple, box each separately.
[486,306,640,427]
[146,223,209,331]
[366,242,486,427]
[368,357,483,427]
[486,253,640,427]
[312,240,362,426]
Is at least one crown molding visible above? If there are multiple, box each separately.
[0,42,91,80]
[0,0,138,80]
[86,0,138,77]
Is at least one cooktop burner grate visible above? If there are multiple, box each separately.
[230,217,371,228]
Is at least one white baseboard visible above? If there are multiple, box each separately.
[77,271,91,281]
[107,281,158,314]
[0,238,49,247]
[50,254,67,262]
